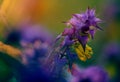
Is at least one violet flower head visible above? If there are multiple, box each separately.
[60,7,102,51]
[70,66,109,82]
[64,7,102,46]
[54,7,101,66]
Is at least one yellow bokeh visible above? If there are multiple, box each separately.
[0,0,57,24]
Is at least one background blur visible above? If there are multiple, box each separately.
[0,0,120,82]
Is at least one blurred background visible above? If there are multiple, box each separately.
[0,0,120,82]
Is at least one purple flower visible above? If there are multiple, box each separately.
[44,8,103,79]
[48,7,102,71]
[14,22,53,72]
[60,7,102,50]
[16,22,54,65]
[70,65,109,82]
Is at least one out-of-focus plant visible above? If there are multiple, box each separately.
[68,65,108,82]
